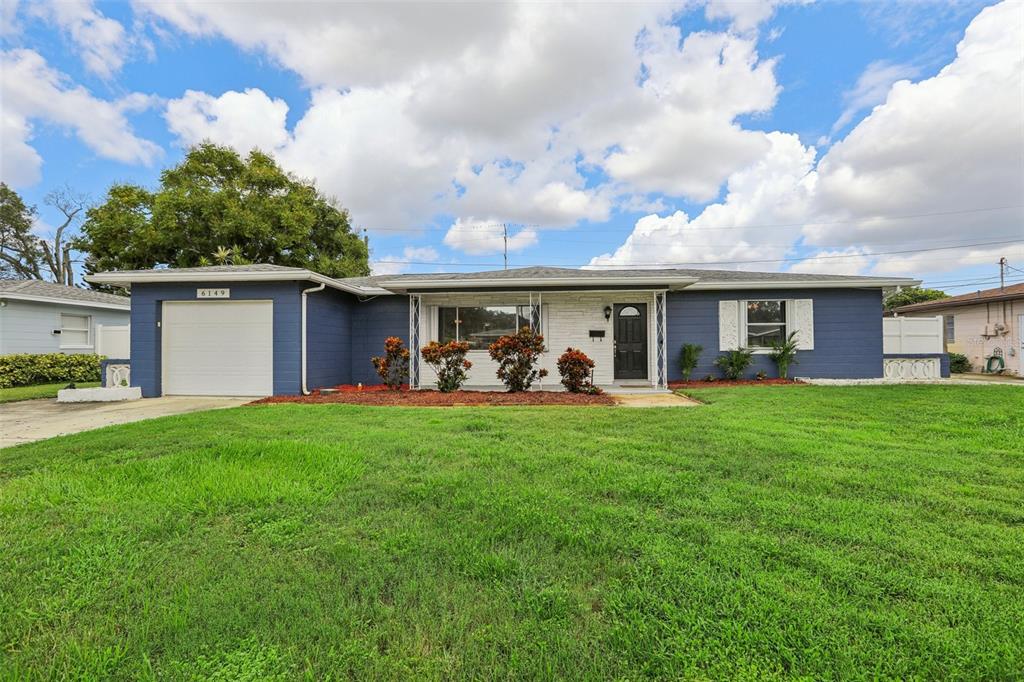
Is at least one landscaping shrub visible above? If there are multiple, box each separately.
[420,341,472,392]
[0,353,103,388]
[370,336,410,389]
[556,347,597,393]
[949,352,971,374]
[489,327,548,392]
[714,348,753,380]
[768,331,800,379]
[679,343,702,381]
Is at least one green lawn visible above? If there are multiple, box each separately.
[0,381,101,403]
[1,386,1022,679]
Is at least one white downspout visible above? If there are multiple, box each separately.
[301,282,326,395]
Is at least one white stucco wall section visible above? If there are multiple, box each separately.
[415,291,662,388]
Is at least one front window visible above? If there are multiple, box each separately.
[745,300,786,348]
[944,315,955,347]
[438,306,533,350]
[60,313,91,348]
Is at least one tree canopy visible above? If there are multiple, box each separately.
[76,144,369,280]
[0,183,41,279]
[884,286,949,310]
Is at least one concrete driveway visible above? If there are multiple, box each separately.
[1,396,252,448]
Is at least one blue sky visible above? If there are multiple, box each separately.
[2,0,1021,293]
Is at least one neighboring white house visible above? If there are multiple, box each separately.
[0,280,131,356]
[893,282,1024,376]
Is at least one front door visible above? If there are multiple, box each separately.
[614,303,647,380]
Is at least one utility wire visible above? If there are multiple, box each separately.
[371,238,1024,268]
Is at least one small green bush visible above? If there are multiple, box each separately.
[0,353,104,389]
[679,343,702,381]
[948,352,971,374]
[714,348,754,380]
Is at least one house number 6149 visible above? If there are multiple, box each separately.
[197,288,230,299]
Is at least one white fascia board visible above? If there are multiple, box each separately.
[85,269,387,296]
[0,292,131,311]
[686,278,920,290]
[377,276,700,291]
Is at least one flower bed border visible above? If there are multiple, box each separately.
[668,378,806,388]
[251,387,615,406]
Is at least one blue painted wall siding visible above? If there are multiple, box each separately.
[306,288,353,388]
[129,281,303,397]
[666,288,885,380]
[349,296,409,385]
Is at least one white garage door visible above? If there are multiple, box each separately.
[162,300,274,396]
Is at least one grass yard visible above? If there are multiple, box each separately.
[0,381,100,404]
[1,386,1022,679]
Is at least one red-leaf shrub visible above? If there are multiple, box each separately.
[420,340,472,392]
[556,347,598,393]
[488,326,548,392]
[370,336,410,390]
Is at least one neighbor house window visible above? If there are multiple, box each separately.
[745,300,786,348]
[438,306,534,350]
[60,313,91,348]
[944,315,955,347]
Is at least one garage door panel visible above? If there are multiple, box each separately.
[162,301,274,396]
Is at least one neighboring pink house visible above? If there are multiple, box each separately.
[894,283,1024,376]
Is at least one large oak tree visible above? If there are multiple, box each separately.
[76,144,369,281]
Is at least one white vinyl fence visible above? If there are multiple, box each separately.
[883,316,943,354]
[96,324,130,358]
[883,316,943,379]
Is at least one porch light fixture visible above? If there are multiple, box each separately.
[603,305,612,321]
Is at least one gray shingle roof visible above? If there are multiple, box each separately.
[93,264,307,276]
[350,265,907,285]
[0,279,130,307]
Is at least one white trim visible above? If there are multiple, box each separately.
[0,292,130,310]
[377,276,701,291]
[301,282,326,395]
[59,312,93,349]
[85,269,386,296]
[688,278,918,290]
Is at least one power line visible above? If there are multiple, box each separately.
[363,204,1024,233]
[371,238,1024,268]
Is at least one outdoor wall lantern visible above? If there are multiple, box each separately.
[603,305,613,321]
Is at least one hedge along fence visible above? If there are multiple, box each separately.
[0,353,104,389]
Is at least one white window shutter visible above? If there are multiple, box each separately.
[792,299,814,350]
[719,300,740,351]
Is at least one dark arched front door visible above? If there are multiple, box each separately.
[614,303,647,380]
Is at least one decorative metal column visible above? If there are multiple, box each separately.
[409,294,421,389]
[655,291,667,389]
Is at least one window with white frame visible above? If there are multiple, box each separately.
[944,315,955,347]
[745,300,786,348]
[59,313,91,348]
[438,306,535,350]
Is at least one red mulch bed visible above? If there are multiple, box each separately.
[668,378,806,388]
[251,387,615,406]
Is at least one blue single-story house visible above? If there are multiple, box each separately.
[86,264,926,397]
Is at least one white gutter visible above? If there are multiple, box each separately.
[376,276,701,291]
[686,278,920,290]
[85,269,386,296]
[300,282,326,395]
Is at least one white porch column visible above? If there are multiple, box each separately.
[409,294,421,389]
[655,291,667,389]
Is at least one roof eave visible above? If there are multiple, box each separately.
[0,292,130,311]
[375,276,701,292]
[686,278,920,290]
[85,269,385,296]
[895,290,1024,313]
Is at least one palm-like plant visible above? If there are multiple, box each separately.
[768,331,800,379]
